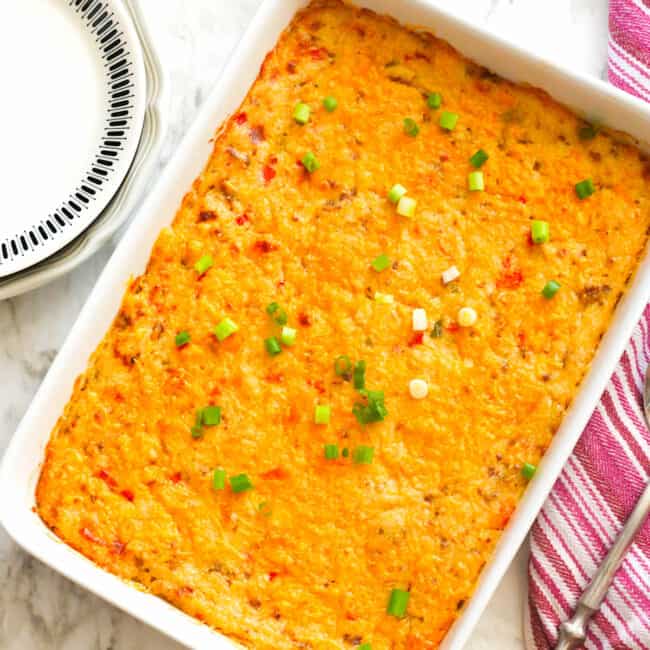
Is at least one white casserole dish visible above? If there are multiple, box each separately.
[2,1,650,648]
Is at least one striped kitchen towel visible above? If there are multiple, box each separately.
[608,0,650,101]
[526,7,650,648]
[526,306,650,649]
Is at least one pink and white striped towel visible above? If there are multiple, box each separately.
[608,0,650,102]
[526,4,650,647]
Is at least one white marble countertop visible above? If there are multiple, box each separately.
[0,0,609,647]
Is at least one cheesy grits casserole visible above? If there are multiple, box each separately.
[36,1,650,647]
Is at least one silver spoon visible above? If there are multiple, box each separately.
[555,364,650,649]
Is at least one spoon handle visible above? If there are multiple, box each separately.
[555,480,650,649]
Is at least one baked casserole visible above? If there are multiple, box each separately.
[37,1,650,647]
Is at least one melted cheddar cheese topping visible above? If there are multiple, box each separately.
[37,1,650,647]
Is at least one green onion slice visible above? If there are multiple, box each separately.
[265,336,282,356]
[469,149,489,168]
[396,196,417,218]
[324,444,339,460]
[542,280,561,299]
[387,588,410,617]
[314,404,331,425]
[521,462,537,480]
[334,354,352,377]
[293,102,311,125]
[353,445,374,464]
[530,220,550,244]
[403,117,419,137]
[215,318,238,342]
[323,96,338,112]
[175,331,191,347]
[427,92,442,109]
[575,178,595,200]
[468,171,484,192]
[353,390,387,425]
[280,326,297,346]
[266,302,288,326]
[195,254,214,275]
[371,253,391,272]
[439,111,459,131]
[201,406,222,426]
[212,469,226,490]
[388,184,407,204]
[230,473,253,493]
[302,151,320,173]
[353,360,366,390]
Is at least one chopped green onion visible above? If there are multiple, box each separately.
[265,336,282,356]
[431,320,443,338]
[175,331,191,347]
[324,444,339,460]
[192,409,205,438]
[374,291,394,304]
[403,117,419,137]
[469,149,489,168]
[215,318,238,342]
[314,404,331,425]
[323,96,338,112]
[353,390,388,425]
[195,254,214,275]
[266,302,288,326]
[280,326,297,346]
[542,280,561,299]
[396,196,417,218]
[521,462,537,480]
[575,178,595,200]
[530,220,550,244]
[359,644,372,650]
[230,473,253,493]
[468,171,484,192]
[353,360,366,390]
[353,445,374,464]
[293,102,311,124]
[334,354,352,377]
[371,253,391,272]
[201,406,222,426]
[427,92,442,109]
[342,447,350,458]
[578,123,599,140]
[302,151,320,173]
[334,354,352,381]
[439,111,459,131]
[212,469,226,490]
[387,588,410,618]
[388,184,407,204]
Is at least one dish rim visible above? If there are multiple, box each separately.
[2,1,650,648]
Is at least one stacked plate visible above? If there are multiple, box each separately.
[0,0,163,299]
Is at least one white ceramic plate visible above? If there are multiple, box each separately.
[1,1,650,649]
[0,0,164,300]
[0,0,146,277]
